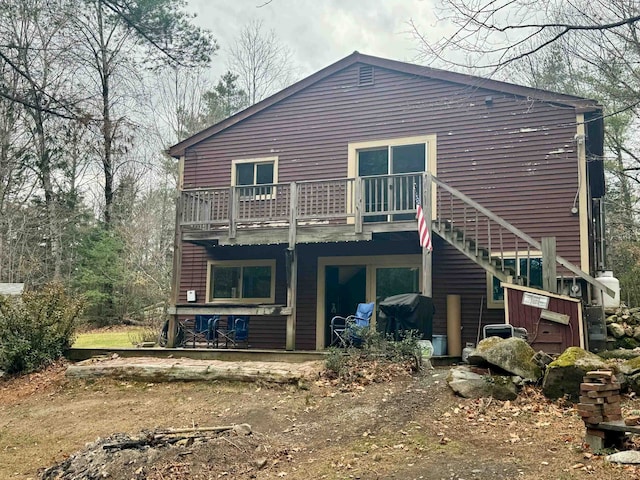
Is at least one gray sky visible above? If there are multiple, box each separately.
[187,0,450,81]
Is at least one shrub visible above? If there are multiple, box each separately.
[359,328,421,367]
[324,347,348,377]
[0,284,84,374]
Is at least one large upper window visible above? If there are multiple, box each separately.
[487,254,543,308]
[207,260,276,304]
[348,135,436,223]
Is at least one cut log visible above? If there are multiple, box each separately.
[65,358,321,384]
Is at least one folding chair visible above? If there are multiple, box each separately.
[330,302,374,347]
[183,315,218,348]
[215,315,250,348]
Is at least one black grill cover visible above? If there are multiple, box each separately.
[377,293,434,341]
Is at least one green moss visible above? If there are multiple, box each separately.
[475,336,504,353]
[550,347,594,368]
[544,347,607,401]
[625,356,640,371]
[615,337,640,350]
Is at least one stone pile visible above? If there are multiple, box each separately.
[606,306,640,349]
[577,370,622,426]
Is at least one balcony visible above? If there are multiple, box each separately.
[178,172,615,298]
[179,173,425,245]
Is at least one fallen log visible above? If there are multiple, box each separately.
[65,360,315,384]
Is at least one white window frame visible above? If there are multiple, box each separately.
[206,259,276,304]
[231,156,279,200]
[486,251,543,309]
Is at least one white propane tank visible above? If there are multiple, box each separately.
[594,271,620,309]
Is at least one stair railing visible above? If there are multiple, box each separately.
[426,173,614,297]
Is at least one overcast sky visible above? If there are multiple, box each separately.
[187,0,450,81]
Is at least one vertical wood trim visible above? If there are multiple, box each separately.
[286,248,298,350]
[316,259,326,350]
[541,237,557,293]
[577,302,585,349]
[178,155,185,190]
[168,195,183,348]
[504,285,510,325]
[429,137,437,219]
[576,114,589,272]
[289,183,297,247]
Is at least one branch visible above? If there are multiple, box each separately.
[99,0,182,66]
[484,15,640,34]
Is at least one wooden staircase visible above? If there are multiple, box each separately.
[425,174,613,297]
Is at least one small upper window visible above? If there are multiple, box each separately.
[235,161,274,186]
[232,156,278,198]
[358,65,374,86]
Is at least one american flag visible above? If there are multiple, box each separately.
[416,193,433,251]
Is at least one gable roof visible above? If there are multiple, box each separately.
[168,51,602,158]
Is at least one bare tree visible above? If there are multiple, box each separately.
[228,19,296,105]
[411,0,640,72]
[70,0,216,227]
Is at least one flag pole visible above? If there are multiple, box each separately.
[422,172,432,297]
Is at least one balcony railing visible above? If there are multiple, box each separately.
[179,172,614,297]
[180,174,427,235]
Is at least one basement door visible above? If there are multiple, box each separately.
[316,255,422,349]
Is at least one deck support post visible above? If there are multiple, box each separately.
[286,247,297,351]
[542,237,557,293]
[168,195,183,348]
[422,173,433,297]
[289,182,297,247]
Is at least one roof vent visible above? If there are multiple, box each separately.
[358,65,374,86]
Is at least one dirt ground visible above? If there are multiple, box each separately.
[2,360,640,479]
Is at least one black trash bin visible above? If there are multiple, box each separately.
[377,293,434,341]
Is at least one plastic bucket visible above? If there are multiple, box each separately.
[432,334,447,356]
[417,340,434,360]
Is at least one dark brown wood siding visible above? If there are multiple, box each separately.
[505,286,581,354]
[178,63,586,350]
[183,63,581,262]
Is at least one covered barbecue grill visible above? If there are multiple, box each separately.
[377,293,435,341]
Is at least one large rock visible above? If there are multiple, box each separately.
[618,356,640,394]
[446,366,518,401]
[542,347,607,400]
[608,323,626,339]
[467,336,542,382]
[606,451,640,464]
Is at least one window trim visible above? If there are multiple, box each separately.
[206,259,276,305]
[486,251,543,309]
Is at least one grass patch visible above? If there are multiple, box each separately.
[72,328,147,348]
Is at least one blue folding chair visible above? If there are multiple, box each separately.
[215,315,250,348]
[183,315,218,348]
[330,302,374,347]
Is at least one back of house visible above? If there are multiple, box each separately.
[167,52,608,353]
